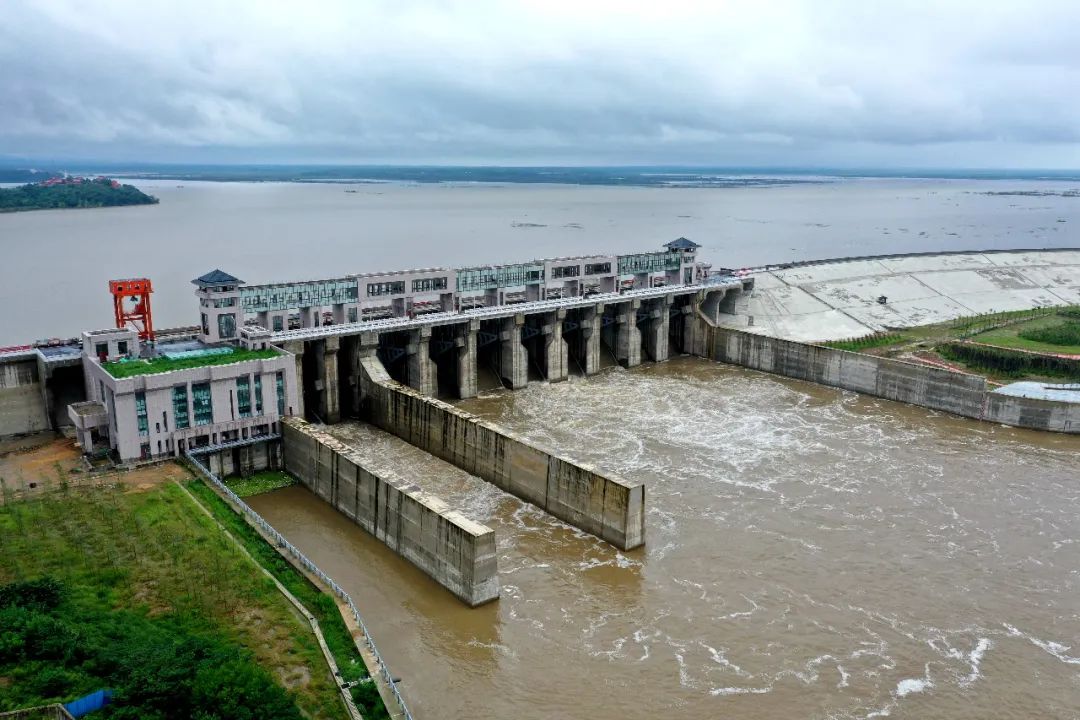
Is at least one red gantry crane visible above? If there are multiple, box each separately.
[109,278,155,342]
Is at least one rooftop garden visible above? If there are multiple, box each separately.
[102,347,280,379]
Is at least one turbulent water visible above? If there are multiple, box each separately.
[248,358,1080,719]
[2,176,1079,344]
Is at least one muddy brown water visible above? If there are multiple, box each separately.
[248,357,1080,719]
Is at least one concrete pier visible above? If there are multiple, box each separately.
[615,300,642,368]
[319,337,340,424]
[456,319,479,399]
[543,310,569,382]
[582,305,603,375]
[406,327,436,396]
[284,341,306,420]
[357,355,645,550]
[283,418,500,606]
[641,297,671,362]
[499,315,528,390]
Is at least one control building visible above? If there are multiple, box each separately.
[69,323,298,467]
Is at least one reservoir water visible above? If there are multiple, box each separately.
[249,358,1080,720]
[1,177,1079,344]
[6,176,1079,717]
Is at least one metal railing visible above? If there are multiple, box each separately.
[185,453,414,720]
[267,279,744,343]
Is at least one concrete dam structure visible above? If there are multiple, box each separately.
[3,244,1079,606]
[726,248,1080,342]
[282,418,499,606]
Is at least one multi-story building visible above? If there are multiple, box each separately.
[69,322,298,465]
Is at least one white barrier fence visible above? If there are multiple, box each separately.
[185,453,414,720]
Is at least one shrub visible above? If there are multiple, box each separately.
[1018,320,1080,347]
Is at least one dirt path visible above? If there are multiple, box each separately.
[0,433,189,502]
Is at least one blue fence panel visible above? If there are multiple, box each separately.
[64,689,113,718]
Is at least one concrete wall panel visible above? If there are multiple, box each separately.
[283,418,499,606]
[705,324,1078,434]
[0,360,50,437]
[358,355,645,550]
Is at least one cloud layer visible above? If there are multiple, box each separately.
[3,0,1080,167]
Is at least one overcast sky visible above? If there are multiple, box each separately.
[2,0,1079,168]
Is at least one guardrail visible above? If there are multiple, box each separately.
[185,453,414,720]
[268,279,745,343]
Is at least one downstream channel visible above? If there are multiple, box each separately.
[248,357,1080,719]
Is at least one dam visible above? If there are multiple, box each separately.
[2,243,1079,605]
[2,239,1080,717]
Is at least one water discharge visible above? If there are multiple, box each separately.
[248,357,1080,719]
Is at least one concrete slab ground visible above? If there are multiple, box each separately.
[732,249,1080,342]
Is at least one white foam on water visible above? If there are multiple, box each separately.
[1004,624,1080,665]
[962,638,991,685]
[895,664,933,697]
[709,686,772,696]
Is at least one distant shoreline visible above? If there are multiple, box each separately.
[5,165,1080,189]
[0,177,158,213]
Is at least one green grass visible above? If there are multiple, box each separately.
[225,471,297,498]
[103,348,280,378]
[970,315,1080,355]
[185,476,389,720]
[822,333,909,352]
[0,480,347,719]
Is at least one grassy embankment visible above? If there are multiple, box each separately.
[0,464,387,719]
[822,306,1080,382]
[0,477,342,718]
[184,476,388,718]
[102,348,280,379]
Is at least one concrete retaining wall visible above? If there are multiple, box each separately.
[704,325,1079,434]
[282,418,499,606]
[0,359,50,438]
[358,355,645,550]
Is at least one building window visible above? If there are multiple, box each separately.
[254,375,263,415]
[213,297,236,308]
[237,376,252,418]
[95,343,107,358]
[172,386,190,429]
[552,265,581,279]
[347,307,358,323]
[135,392,149,436]
[201,313,209,335]
[276,372,285,416]
[412,277,448,292]
[192,383,213,426]
[272,315,284,332]
[585,262,611,275]
[218,313,236,339]
[117,340,128,355]
[366,281,405,297]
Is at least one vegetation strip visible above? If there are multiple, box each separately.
[0,480,341,718]
[174,481,363,720]
[184,465,394,719]
[225,470,297,498]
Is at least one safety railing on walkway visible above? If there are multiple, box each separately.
[267,279,742,343]
[185,452,414,720]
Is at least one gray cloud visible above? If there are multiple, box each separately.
[2,0,1080,167]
